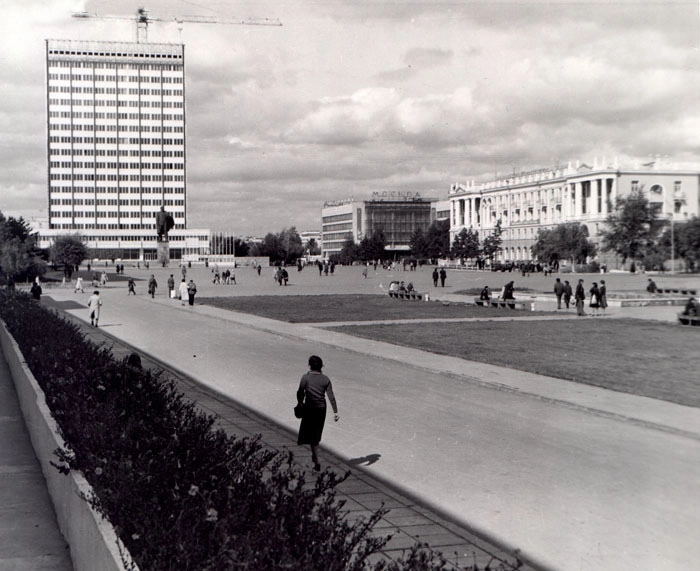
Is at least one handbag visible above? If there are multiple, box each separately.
[293,403,305,419]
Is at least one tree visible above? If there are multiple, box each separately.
[50,234,89,279]
[1,238,31,281]
[359,230,386,261]
[409,228,427,258]
[531,222,596,269]
[279,227,304,263]
[675,216,700,272]
[0,213,46,283]
[234,238,250,257]
[451,228,480,260]
[0,214,33,243]
[600,188,663,267]
[423,220,450,259]
[305,238,321,256]
[257,232,285,263]
[336,235,359,264]
[481,219,503,263]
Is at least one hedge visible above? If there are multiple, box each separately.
[1,290,481,570]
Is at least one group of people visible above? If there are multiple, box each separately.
[212,268,236,285]
[560,278,608,316]
[274,266,290,285]
[479,280,515,302]
[124,273,198,306]
[432,267,447,287]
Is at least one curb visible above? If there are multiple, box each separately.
[0,320,138,571]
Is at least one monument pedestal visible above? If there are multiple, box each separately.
[157,240,170,266]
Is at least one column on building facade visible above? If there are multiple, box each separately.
[573,182,581,218]
[601,182,606,217]
[602,178,611,216]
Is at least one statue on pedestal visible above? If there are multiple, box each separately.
[156,206,175,242]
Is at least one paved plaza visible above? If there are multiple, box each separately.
[3,263,700,570]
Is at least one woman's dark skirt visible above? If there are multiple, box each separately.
[297,406,327,446]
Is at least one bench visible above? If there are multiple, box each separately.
[474,297,527,310]
[678,313,700,326]
[389,290,424,300]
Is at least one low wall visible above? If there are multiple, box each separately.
[0,321,137,571]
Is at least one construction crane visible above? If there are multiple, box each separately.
[72,7,282,43]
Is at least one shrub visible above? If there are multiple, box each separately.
[0,291,386,569]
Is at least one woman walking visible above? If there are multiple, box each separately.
[296,355,339,472]
[589,282,601,316]
[599,280,608,315]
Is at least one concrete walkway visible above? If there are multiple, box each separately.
[0,349,73,570]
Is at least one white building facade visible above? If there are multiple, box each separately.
[449,158,700,265]
[41,39,209,261]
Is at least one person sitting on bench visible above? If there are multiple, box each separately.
[480,286,491,303]
[682,296,699,317]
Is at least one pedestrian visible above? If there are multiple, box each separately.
[257,264,262,276]
[128,277,136,295]
[88,290,102,327]
[589,282,601,316]
[553,277,565,309]
[148,274,157,298]
[563,280,572,309]
[599,280,608,315]
[187,279,197,306]
[178,278,188,305]
[282,267,289,285]
[296,355,339,472]
[74,276,84,293]
[502,280,515,300]
[646,278,658,294]
[439,267,447,287]
[167,274,175,298]
[432,267,439,287]
[575,279,586,316]
[30,280,42,301]
[100,271,108,287]
[362,266,368,279]
[181,265,187,280]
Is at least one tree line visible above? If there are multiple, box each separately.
[532,188,700,272]
[3,192,700,283]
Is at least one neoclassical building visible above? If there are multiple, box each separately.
[449,158,700,265]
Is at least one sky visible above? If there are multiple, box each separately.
[1,0,700,236]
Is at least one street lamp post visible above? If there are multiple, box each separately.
[670,212,675,275]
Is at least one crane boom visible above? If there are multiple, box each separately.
[72,7,281,43]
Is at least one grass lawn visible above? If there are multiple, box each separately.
[200,294,700,408]
[198,294,550,322]
[330,319,700,408]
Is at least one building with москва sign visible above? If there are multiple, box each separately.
[449,158,700,267]
[40,39,210,262]
[321,192,449,258]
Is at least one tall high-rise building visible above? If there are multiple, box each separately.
[41,38,209,261]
